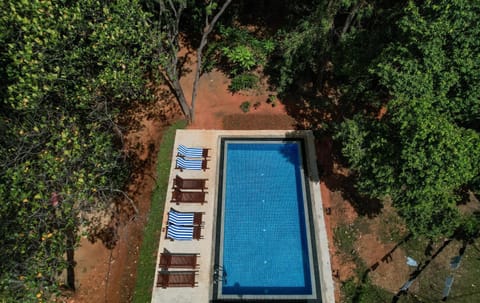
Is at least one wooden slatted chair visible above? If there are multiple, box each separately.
[159,250,199,270]
[156,270,198,288]
[173,175,208,192]
[170,188,207,205]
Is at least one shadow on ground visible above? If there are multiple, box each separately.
[278,85,383,217]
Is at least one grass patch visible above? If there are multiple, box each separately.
[337,201,480,303]
[397,240,480,303]
[402,235,430,262]
[132,120,187,303]
[378,207,408,244]
[355,216,371,235]
[334,223,358,257]
[342,277,393,303]
[447,243,480,302]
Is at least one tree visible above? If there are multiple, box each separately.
[271,0,380,94]
[337,99,480,238]
[336,0,480,238]
[156,0,232,123]
[0,0,157,300]
[374,0,480,125]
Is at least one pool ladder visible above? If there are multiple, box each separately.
[213,265,227,284]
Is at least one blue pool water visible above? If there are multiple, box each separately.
[220,141,313,296]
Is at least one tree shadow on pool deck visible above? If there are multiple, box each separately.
[280,130,321,183]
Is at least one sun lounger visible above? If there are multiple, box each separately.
[160,250,199,269]
[156,270,197,288]
[166,224,202,241]
[171,189,207,205]
[168,208,203,226]
[175,157,208,171]
[177,144,210,159]
[173,175,207,191]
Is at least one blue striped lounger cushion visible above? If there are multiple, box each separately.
[178,144,205,158]
[168,209,194,226]
[167,224,194,240]
[176,157,203,170]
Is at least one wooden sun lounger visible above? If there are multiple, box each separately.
[160,251,199,269]
[173,175,207,191]
[156,270,198,288]
[171,189,207,205]
[192,225,202,240]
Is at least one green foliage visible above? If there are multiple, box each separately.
[222,45,256,72]
[228,73,259,93]
[335,115,396,198]
[0,0,158,300]
[216,26,275,75]
[456,213,480,241]
[337,97,480,238]
[336,0,480,239]
[342,277,392,303]
[132,120,187,303]
[239,101,251,113]
[375,0,480,124]
[272,1,382,93]
[275,17,327,92]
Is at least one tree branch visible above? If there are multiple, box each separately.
[190,0,232,122]
[340,1,364,38]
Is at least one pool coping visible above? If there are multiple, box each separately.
[150,130,334,303]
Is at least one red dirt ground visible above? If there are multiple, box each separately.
[69,53,365,303]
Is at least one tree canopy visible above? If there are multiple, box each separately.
[335,0,480,238]
[0,0,157,300]
[0,0,479,301]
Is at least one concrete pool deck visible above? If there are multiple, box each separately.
[151,130,335,303]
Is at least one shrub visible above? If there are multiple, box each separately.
[221,45,256,75]
[228,73,259,93]
[240,101,251,113]
[216,26,276,76]
[267,94,277,107]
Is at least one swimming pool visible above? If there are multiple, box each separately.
[213,138,320,301]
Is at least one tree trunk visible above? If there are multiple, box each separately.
[158,0,192,121]
[340,1,363,37]
[171,77,192,121]
[190,0,232,123]
[66,227,76,290]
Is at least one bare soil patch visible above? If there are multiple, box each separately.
[69,90,181,303]
[222,113,294,130]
